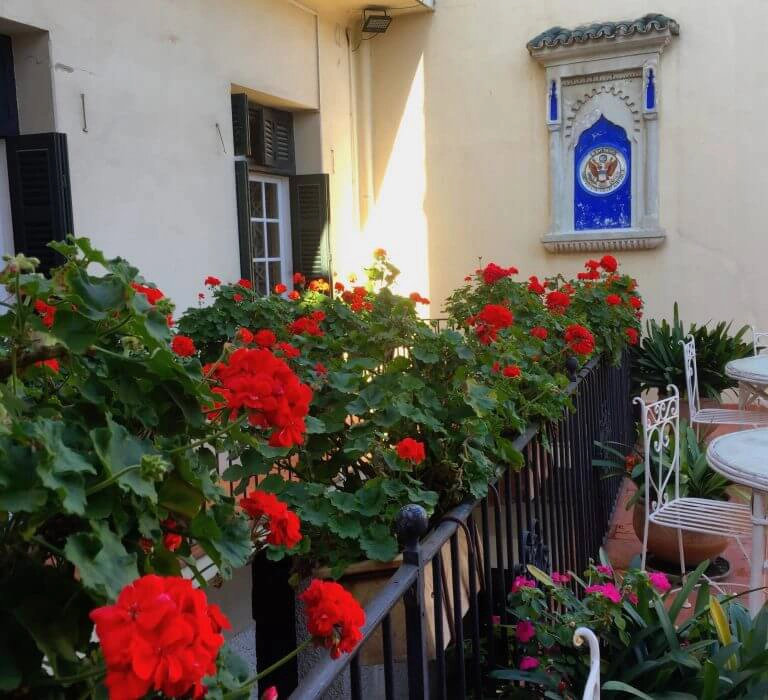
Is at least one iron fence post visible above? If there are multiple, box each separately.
[396,504,430,700]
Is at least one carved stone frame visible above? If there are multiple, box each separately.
[530,29,676,252]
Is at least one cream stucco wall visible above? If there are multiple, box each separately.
[365,1,768,330]
[0,0,358,311]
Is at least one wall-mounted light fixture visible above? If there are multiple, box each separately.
[362,8,391,33]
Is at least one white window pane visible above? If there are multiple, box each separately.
[249,181,264,218]
[264,182,278,219]
[251,222,265,258]
[253,263,267,295]
[268,261,282,289]
[267,222,280,257]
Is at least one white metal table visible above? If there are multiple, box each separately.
[726,356,768,409]
[707,428,768,616]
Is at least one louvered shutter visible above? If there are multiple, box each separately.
[7,133,73,273]
[290,174,331,283]
[231,93,251,157]
[234,160,253,282]
[257,107,295,173]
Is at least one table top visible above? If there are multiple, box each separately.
[707,428,768,489]
[726,356,768,383]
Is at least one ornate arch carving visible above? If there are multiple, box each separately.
[565,85,641,141]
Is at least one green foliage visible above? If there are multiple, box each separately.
[492,559,768,699]
[632,302,751,399]
[0,240,254,696]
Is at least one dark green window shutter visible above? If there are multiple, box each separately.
[256,107,295,173]
[7,133,73,273]
[234,160,253,281]
[290,174,331,282]
[231,93,251,157]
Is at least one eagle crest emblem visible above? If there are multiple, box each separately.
[579,146,627,195]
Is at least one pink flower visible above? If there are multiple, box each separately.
[585,583,622,604]
[515,620,536,643]
[627,592,639,605]
[596,564,613,577]
[649,572,671,593]
[551,572,571,585]
[510,576,536,594]
[520,656,539,671]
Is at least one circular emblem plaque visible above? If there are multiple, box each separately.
[578,146,627,195]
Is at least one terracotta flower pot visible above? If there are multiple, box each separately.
[632,502,728,566]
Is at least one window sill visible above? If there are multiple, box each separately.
[541,228,666,253]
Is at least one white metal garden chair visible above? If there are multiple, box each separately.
[573,627,601,700]
[681,335,768,428]
[752,326,768,356]
[635,386,752,579]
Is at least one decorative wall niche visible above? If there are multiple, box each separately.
[528,14,679,253]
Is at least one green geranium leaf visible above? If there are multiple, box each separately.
[64,522,139,600]
[91,417,158,502]
[359,522,397,562]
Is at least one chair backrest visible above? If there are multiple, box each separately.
[573,627,601,700]
[752,326,768,356]
[680,335,701,418]
[634,385,681,516]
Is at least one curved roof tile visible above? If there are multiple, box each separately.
[527,13,679,52]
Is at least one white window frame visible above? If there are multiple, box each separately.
[247,171,293,293]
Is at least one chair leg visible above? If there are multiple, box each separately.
[677,527,691,608]
[641,515,649,571]
[751,492,767,617]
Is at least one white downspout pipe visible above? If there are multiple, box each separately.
[359,34,375,223]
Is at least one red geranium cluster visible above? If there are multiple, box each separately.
[209,347,313,447]
[528,276,546,295]
[90,575,230,700]
[625,327,639,345]
[131,282,164,305]
[342,286,373,313]
[300,579,365,659]
[577,259,601,281]
[467,304,514,345]
[238,328,276,347]
[274,283,287,294]
[171,335,196,357]
[503,364,522,379]
[34,299,56,328]
[288,311,325,337]
[565,324,595,355]
[605,294,622,306]
[481,262,518,285]
[409,292,430,304]
[629,295,642,310]
[545,290,571,314]
[530,326,548,340]
[204,276,221,287]
[293,272,306,287]
[240,489,302,549]
[395,437,426,464]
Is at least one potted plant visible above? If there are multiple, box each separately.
[596,420,743,566]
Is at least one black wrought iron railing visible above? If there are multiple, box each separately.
[288,354,632,700]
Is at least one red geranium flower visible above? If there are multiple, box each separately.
[629,295,643,309]
[293,272,306,286]
[530,326,548,340]
[233,293,244,303]
[396,437,426,464]
[503,365,521,379]
[564,324,595,355]
[545,290,571,314]
[409,292,430,304]
[33,299,56,328]
[288,314,324,337]
[240,489,302,548]
[599,255,618,272]
[625,327,639,345]
[585,259,601,271]
[130,282,164,306]
[237,328,255,344]
[198,293,205,300]
[276,342,301,359]
[204,276,221,287]
[605,294,622,306]
[300,579,365,659]
[481,262,518,285]
[238,278,253,289]
[253,329,276,347]
[334,282,345,292]
[90,575,230,700]
[527,276,546,295]
[274,283,287,294]
[314,362,328,376]
[288,290,300,300]
[208,347,312,447]
[171,335,196,357]
[34,358,60,372]
[491,361,501,373]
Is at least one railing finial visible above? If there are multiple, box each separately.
[395,504,429,549]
